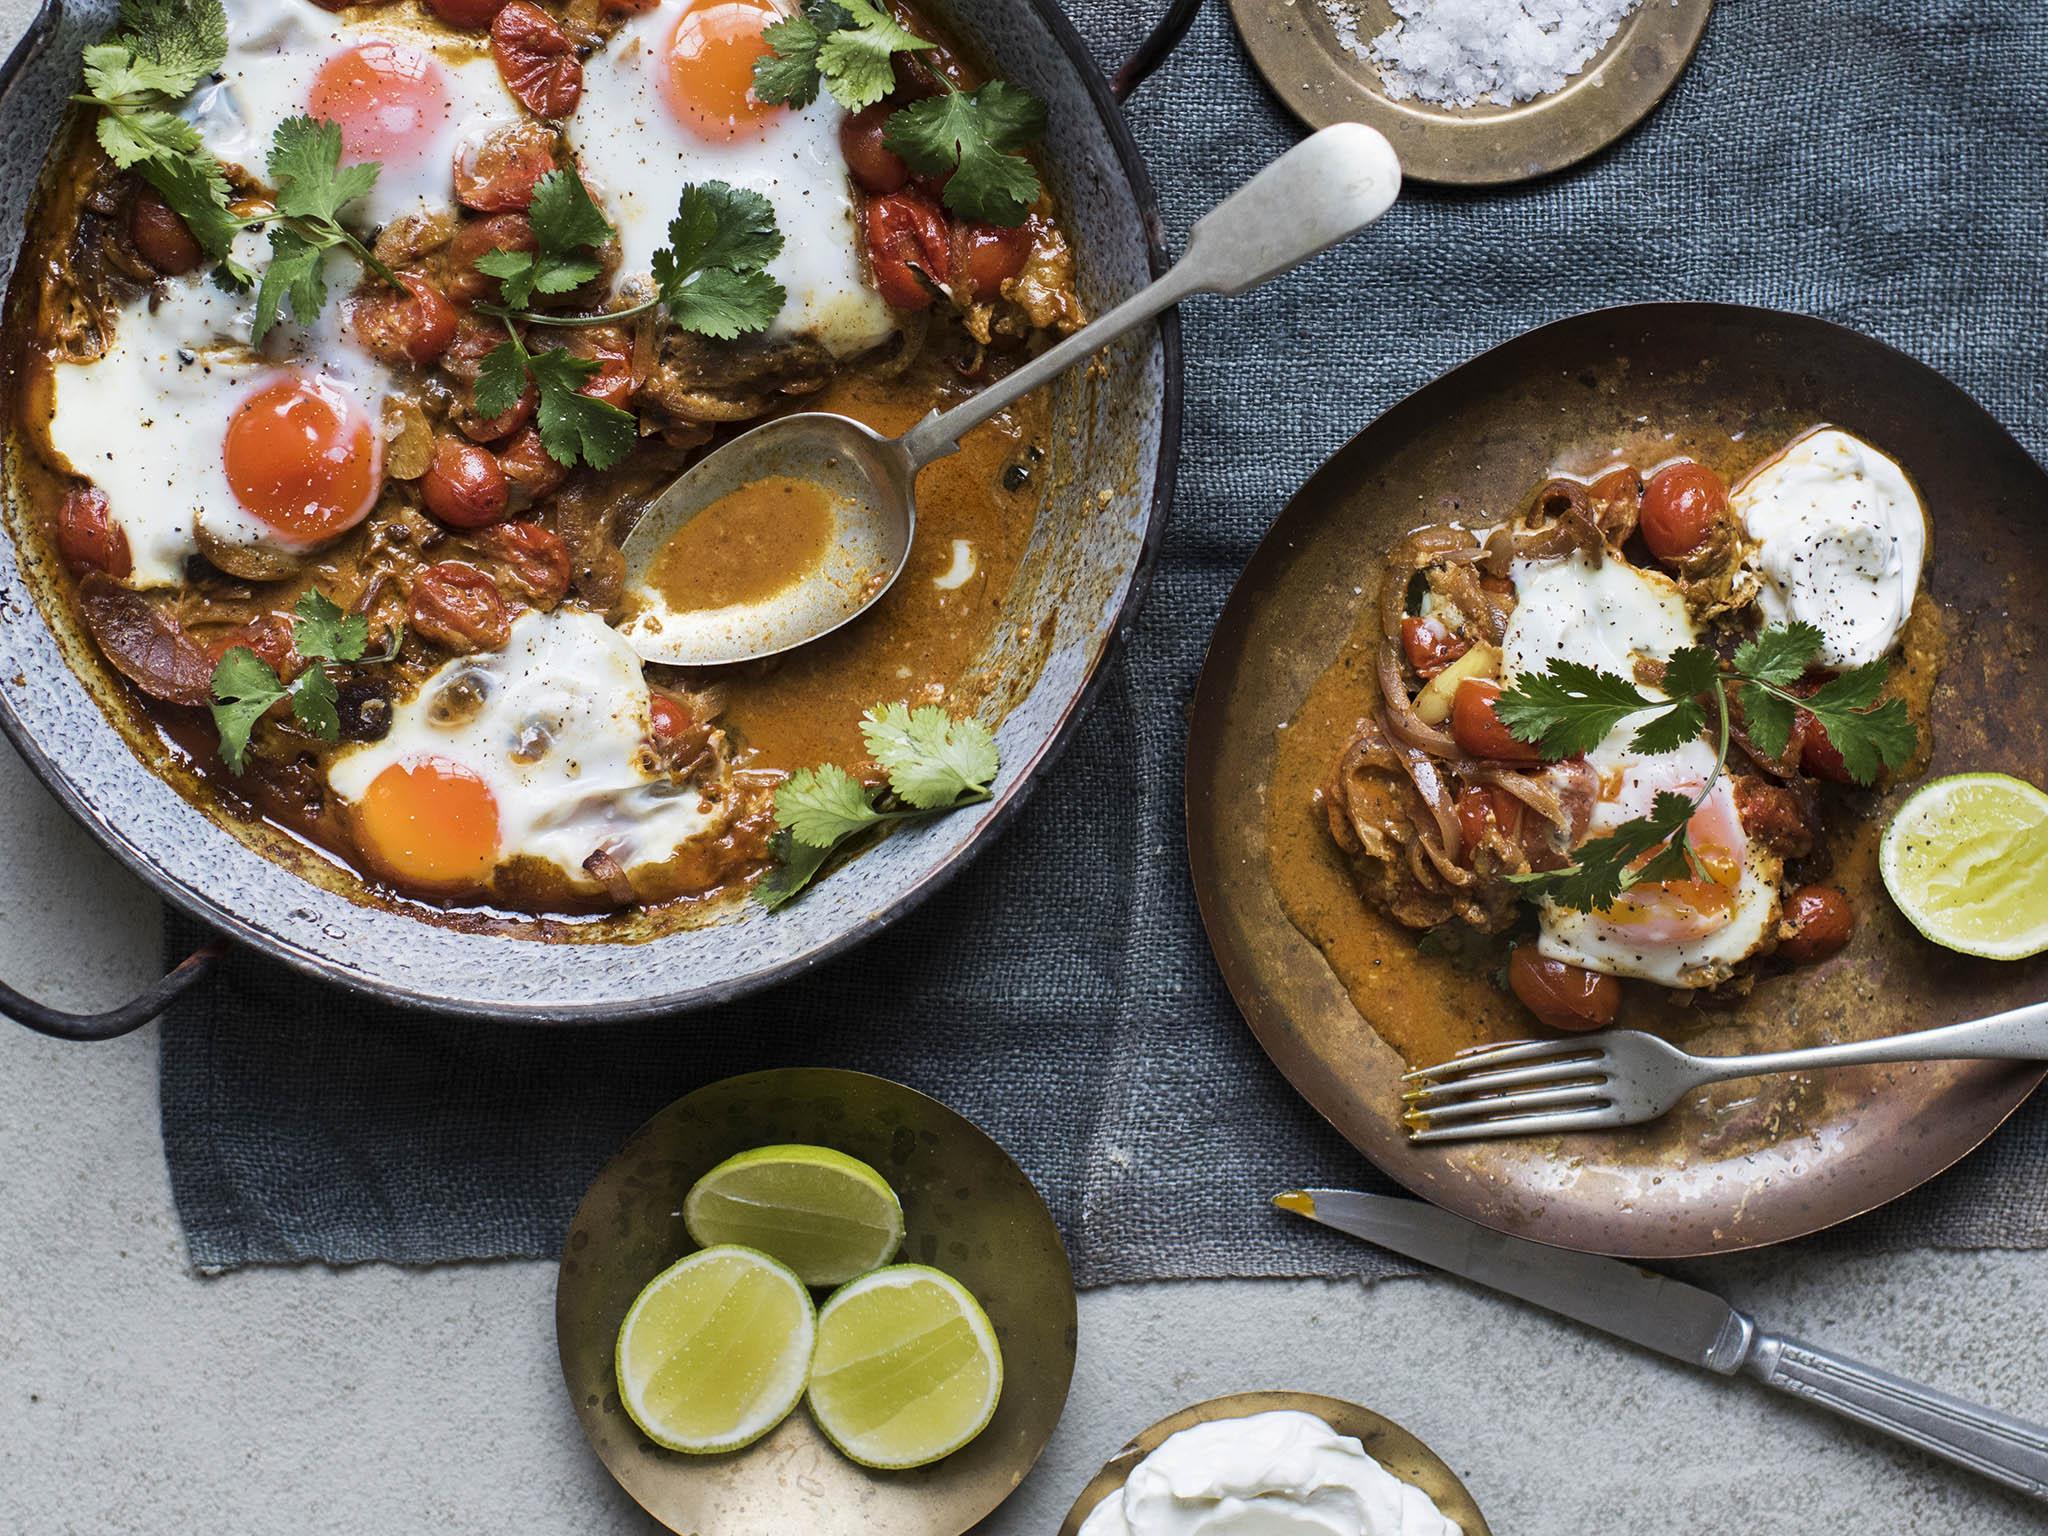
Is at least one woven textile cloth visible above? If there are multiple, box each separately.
[161,0,2048,1277]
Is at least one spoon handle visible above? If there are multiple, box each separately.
[898,122,1402,469]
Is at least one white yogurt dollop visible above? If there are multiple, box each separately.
[1734,428,1927,669]
[1077,1410,1463,1536]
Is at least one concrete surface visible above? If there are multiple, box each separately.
[3,5,2046,1529]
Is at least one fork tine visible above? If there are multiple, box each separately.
[1402,1058,1607,1101]
[1402,1037,1599,1083]
[1404,1083,1610,1125]
[1407,1104,1620,1143]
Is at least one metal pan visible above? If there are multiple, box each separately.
[1187,303,2048,1258]
[0,0,1192,1031]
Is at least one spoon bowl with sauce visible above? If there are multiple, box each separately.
[618,122,1404,667]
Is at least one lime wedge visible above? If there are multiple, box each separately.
[684,1144,905,1287]
[614,1246,815,1454]
[1879,772,2048,959]
[806,1265,1003,1470]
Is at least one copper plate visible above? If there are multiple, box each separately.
[1186,303,2048,1259]
[556,1068,1076,1535]
[1057,1390,1491,1535]
[1228,0,1712,185]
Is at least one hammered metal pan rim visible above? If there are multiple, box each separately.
[1186,300,2047,1259]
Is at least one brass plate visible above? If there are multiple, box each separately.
[1228,0,1713,185]
[1186,303,2048,1259]
[556,1068,1076,1535]
[1057,1391,1492,1535]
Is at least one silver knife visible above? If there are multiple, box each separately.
[1277,1188,2048,1501]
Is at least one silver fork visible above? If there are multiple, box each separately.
[1402,999,2048,1143]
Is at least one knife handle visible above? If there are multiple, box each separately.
[1745,1333,2048,1501]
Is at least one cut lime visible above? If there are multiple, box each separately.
[1879,772,2048,960]
[615,1245,815,1454]
[684,1144,905,1288]
[806,1265,1003,1470]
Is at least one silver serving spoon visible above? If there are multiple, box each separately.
[617,122,1402,667]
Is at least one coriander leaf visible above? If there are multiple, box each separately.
[658,265,786,341]
[1801,662,1917,784]
[209,646,287,774]
[291,664,340,741]
[1493,658,1662,760]
[527,345,636,470]
[477,167,614,307]
[250,227,325,343]
[776,763,882,848]
[292,589,368,663]
[1733,679,1797,760]
[883,80,1046,226]
[116,0,229,96]
[137,148,240,256]
[94,103,200,165]
[473,338,533,423]
[1628,694,1711,755]
[1510,790,1698,915]
[814,0,931,109]
[860,703,998,809]
[1661,645,1721,702]
[267,116,378,224]
[751,13,827,107]
[756,828,836,909]
[1732,621,1824,689]
[475,247,541,309]
[663,181,783,280]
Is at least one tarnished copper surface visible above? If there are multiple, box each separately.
[1057,1391,1491,1536]
[556,1068,1075,1535]
[1228,0,1712,186]
[1186,304,2048,1259]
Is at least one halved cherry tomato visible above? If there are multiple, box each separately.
[421,436,510,529]
[409,562,510,652]
[1796,706,1852,783]
[445,213,538,302]
[426,0,506,26]
[1450,678,1541,763]
[1452,784,1520,855]
[129,187,202,275]
[475,519,570,603]
[648,691,695,742]
[840,102,908,193]
[864,191,951,311]
[348,273,457,366]
[1778,884,1854,962]
[955,220,1030,302]
[57,487,131,579]
[491,2,582,118]
[1640,461,1728,563]
[1401,614,1471,678]
[498,426,568,501]
[454,123,557,213]
[1508,946,1620,1033]
[203,612,300,681]
[565,325,634,410]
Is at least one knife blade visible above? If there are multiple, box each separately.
[1276,1188,2048,1501]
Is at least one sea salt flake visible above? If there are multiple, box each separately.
[1325,0,1651,109]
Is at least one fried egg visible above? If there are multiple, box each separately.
[568,0,897,357]
[43,232,396,588]
[1503,552,1779,988]
[190,0,524,229]
[325,607,723,896]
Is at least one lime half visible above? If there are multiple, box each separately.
[615,1246,815,1454]
[806,1265,1003,1470]
[1879,772,2048,959]
[684,1144,905,1287]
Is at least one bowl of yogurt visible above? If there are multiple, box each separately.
[1058,1392,1489,1536]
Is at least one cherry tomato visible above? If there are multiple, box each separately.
[1796,707,1853,783]
[1507,946,1621,1033]
[1640,461,1728,563]
[1450,678,1541,763]
[648,691,695,742]
[864,191,951,311]
[498,426,568,501]
[348,272,457,366]
[56,486,132,579]
[839,103,908,193]
[453,122,557,212]
[408,562,511,652]
[1777,885,1854,963]
[421,436,510,529]
[956,220,1031,302]
[491,2,582,118]
[129,187,202,275]
[445,213,538,302]
[565,325,634,410]
[474,519,570,603]
[426,0,506,25]
[1400,615,1472,678]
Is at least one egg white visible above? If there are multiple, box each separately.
[567,0,896,357]
[326,607,723,883]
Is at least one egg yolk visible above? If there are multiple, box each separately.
[663,0,785,141]
[1603,792,1747,941]
[223,375,381,544]
[308,41,451,163]
[354,759,501,893]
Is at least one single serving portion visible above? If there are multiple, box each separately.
[9,0,1085,922]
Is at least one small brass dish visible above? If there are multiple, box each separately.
[555,1067,1077,1536]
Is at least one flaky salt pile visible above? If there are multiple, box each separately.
[1337,0,1647,109]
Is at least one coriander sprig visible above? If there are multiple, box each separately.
[474,325,637,472]
[208,591,401,773]
[250,117,398,342]
[752,0,933,112]
[759,703,999,909]
[473,167,613,310]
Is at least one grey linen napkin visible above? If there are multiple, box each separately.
[161,0,2048,1276]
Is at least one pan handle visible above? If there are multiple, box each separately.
[2,940,225,1042]
[1112,0,1203,102]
